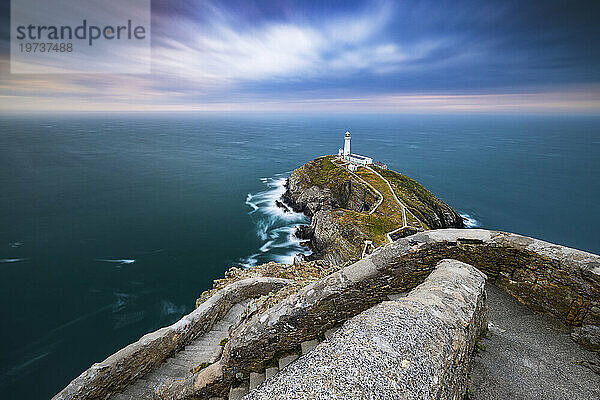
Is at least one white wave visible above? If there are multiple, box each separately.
[247,177,306,223]
[273,253,297,265]
[239,174,311,268]
[95,259,136,265]
[460,213,481,228]
[239,253,259,268]
[8,241,23,248]
[259,240,274,253]
[0,258,27,263]
[245,193,258,214]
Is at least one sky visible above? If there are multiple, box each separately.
[0,0,600,113]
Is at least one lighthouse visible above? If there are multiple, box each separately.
[343,131,351,156]
[337,130,373,166]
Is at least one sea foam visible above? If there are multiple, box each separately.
[95,259,136,265]
[460,213,481,228]
[239,175,311,268]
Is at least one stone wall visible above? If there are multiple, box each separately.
[52,277,291,400]
[245,259,488,400]
[394,230,600,333]
[162,229,599,399]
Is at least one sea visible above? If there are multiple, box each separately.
[0,113,598,399]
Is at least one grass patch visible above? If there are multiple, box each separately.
[190,362,211,374]
[373,166,451,229]
[219,337,229,346]
[473,339,487,355]
[302,156,351,189]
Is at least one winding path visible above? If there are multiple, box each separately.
[333,157,423,246]
[364,165,424,242]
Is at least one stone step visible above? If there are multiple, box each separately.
[300,339,319,354]
[110,393,132,400]
[265,367,279,380]
[228,384,249,400]
[125,384,154,396]
[133,378,157,389]
[153,363,189,378]
[142,370,167,384]
[177,350,217,361]
[278,354,298,370]
[249,372,265,390]
[165,358,194,369]
[186,344,217,351]
[324,326,340,340]
[106,300,252,400]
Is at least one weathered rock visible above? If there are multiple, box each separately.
[293,225,313,240]
[245,259,488,400]
[274,200,290,213]
[572,325,600,351]
[308,209,364,265]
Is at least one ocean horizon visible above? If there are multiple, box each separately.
[0,112,599,398]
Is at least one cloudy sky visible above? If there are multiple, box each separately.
[1,0,599,113]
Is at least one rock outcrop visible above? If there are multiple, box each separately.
[284,156,464,264]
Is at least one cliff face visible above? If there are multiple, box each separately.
[284,156,463,265]
[283,156,378,217]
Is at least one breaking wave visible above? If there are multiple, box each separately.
[240,175,311,268]
[0,258,28,263]
[94,259,136,265]
[460,213,481,228]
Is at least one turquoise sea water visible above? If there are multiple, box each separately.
[0,113,598,399]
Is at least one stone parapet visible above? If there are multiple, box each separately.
[245,259,488,400]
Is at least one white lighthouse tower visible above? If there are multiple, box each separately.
[343,131,351,156]
[337,130,373,166]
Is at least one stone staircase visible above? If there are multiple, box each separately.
[224,327,340,400]
[108,301,250,400]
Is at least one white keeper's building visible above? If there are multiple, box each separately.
[338,131,373,167]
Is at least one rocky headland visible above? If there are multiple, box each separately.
[53,157,600,400]
[283,155,464,264]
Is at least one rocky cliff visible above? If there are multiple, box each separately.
[283,156,463,264]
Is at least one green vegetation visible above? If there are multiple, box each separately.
[219,337,229,346]
[291,157,461,260]
[190,362,211,374]
[374,166,451,229]
[463,388,472,400]
[299,155,351,189]
[473,339,487,355]
[332,209,394,247]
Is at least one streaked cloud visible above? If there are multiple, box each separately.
[0,0,599,113]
